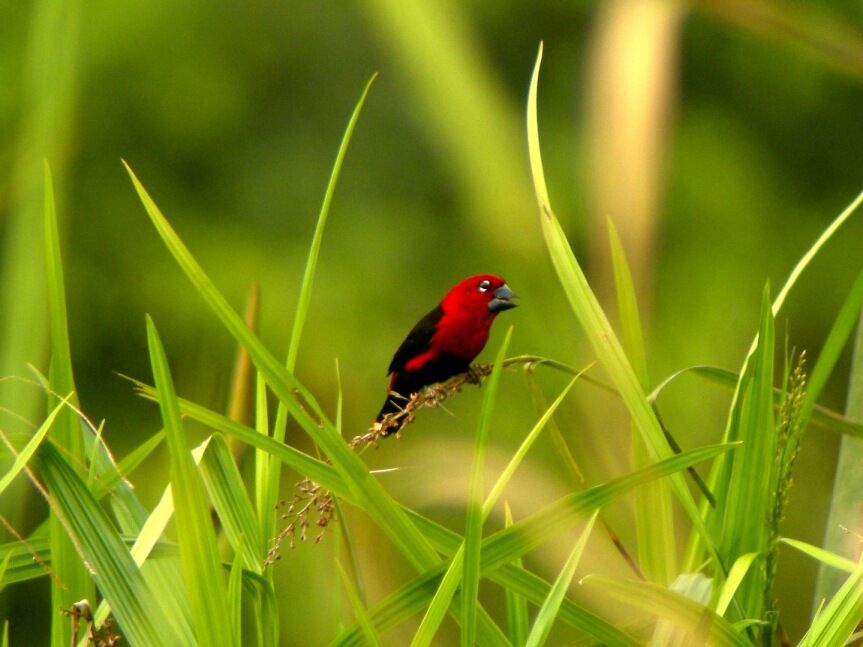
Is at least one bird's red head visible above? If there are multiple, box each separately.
[440,274,518,318]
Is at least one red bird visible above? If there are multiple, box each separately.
[376,274,518,431]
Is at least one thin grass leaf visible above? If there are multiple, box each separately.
[200,434,262,572]
[43,162,96,647]
[0,395,69,496]
[267,74,377,558]
[781,538,858,573]
[336,442,736,647]
[525,511,598,647]
[462,328,512,646]
[146,317,234,647]
[649,365,863,438]
[526,42,720,566]
[125,170,508,647]
[586,575,750,646]
[34,442,178,646]
[608,216,675,584]
[413,367,581,647]
[715,552,759,616]
[800,557,863,647]
[228,536,245,647]
[715,285,775,620]
[337,561,382,647]
[503,503,528,647]
[91,430,165,501]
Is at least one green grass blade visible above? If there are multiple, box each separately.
[91,430,165,501]
[524,511,598,647]
[800,557,863,647]
[780,538,858,573]
[503,503,529,646]
[650,365,863,439]
[199,434,262,572]
[526,42,720,566]
[715,552,759,616]
[34,442,178,646]
[44,162,95,647]
[0,395,69,496]
[268,74,376,555]
[461,327,512,646]
[586,576,750,646]
[608,216,675,584]
[146,316,234,647]
[228,537,245,647]
[336,442,736,646]
[337,561,382,647]
[414,360,579,647]
[715,284,775,619]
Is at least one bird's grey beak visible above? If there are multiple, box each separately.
[488,283,518,313]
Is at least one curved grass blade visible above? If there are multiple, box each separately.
[524,511,598,647]
[34,442,179,646]
[336,442,736,646]
[146,317,233,647]
[716,552,759,616]
[800,557,863,647]
[527,42,721,567]
[781,538,858,573]
[585,575,750,647]
[337,561,382,647]
[461,328,512,646]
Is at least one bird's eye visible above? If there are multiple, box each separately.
[478,280,492,292]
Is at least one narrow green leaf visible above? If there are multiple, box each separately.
[525,511,598,647]
[146,316,234,647]
[34,442,178,646]
[608,217,675,584]
[715,552,759,616]
[337,561,382,647]
[336,442,737,647]
[650,365,863,439]
[526,42,721,567]
[586,576,750,647]
[503,503,529,647]
[200,434,262,572]
[462,328,512,646]
[228,536,245,647]
[414,366,581,647]
[800,557,863,647]
[91,430,165,501]
[781,538,858,573]
[0,395,69,496]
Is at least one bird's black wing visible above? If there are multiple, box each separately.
[387,304,443,375]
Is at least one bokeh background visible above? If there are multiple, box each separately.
[2,0,863,643]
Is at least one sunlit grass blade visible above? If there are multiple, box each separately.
[586,575,750,646]
[608,217,675,584]
[525,510,598,647]
[34,442,178,646]
[146,316,234,647]
[0,395,69,496]
[125,165,507,646]
[780,538,858,573]
[714,285,775,620]
[199,434,262,572]
[650,365,863,438]
[716,552,759,616]
[228,536,244,647]
[527,42,719,565]
[43,162,95,647]
[461,328,511,646]
[503,503,528,646]
[267,74,377,553]
[337,561,382,647]
[800,557,863,647]
[336,442,736,646]
[414,366,581,647]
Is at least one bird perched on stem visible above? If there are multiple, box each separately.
[376,274,518,434]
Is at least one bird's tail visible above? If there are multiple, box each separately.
[376,394,403,423]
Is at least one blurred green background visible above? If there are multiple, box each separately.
[2,0,863,643]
